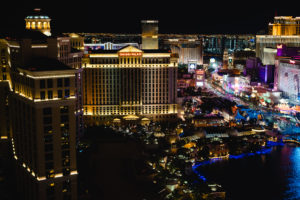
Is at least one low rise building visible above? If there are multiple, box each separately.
[192,115,225,128]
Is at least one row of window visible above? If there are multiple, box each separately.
[40,78,70,89]
[90,58,170,64]
[40,89,70,100]
[86,84,168,90]
[47,180,72,200]
[85,69,170,75]
[88,105,170,111]
[43,106,70,165]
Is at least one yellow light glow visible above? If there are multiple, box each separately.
[31,22,36,29]
[252,129,265,132]
[8,45,20,48]
[26,74,75,79]
[37,176,46,181]
[54,173,63,178]
[34,96,76,102]
[70,170,78,175]
[37,22,42,29]
[89,54,118,58]
[31,45,48,48]
[26,22,30,29]
[210,154,230,159]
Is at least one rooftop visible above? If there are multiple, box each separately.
[25,8,50,20]
[0,29,49,41]
[21,57,72,72]
[88,45,171,54]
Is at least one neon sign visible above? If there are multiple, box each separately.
[119,52,143,57]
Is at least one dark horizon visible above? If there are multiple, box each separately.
[0,1,299,35]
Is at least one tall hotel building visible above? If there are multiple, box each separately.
[0,39,12,140]
[269,16,300,36]
[163,37,203,73]
[141,20,159,50]
[83,21,178,125]
[10,60,78,200]
[0,9,83,200]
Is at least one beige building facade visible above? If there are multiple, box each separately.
[82,45,178,125]
[269,16,300,36]
[10,63,79,200]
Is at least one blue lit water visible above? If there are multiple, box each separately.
[195,145,300,200]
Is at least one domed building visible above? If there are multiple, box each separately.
[25,8,51,36]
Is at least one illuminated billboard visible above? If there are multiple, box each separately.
[278,62,300,100]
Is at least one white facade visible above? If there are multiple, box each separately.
[277,60,300,101]
[256,35,300,64]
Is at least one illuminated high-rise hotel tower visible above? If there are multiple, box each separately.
[141,20,159,50]
[82,20,178,125]
[82,45,178,125]
[269,16,300,36]
[0,39,12,140]
[0,11,83,199]
[25,8,51,36]
[10,61,78,200]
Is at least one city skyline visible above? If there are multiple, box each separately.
[2,3,300,200]
[0,1,299,35]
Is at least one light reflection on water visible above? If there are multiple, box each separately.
[196,145,300,200]
[284,147,300,200]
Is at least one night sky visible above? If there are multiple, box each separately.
[0,1,299,35]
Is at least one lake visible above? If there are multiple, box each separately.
[196,145,300,200]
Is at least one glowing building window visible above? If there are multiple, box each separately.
[37,22,42,29]
[31,22,36,29]
[26,22,30,29]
